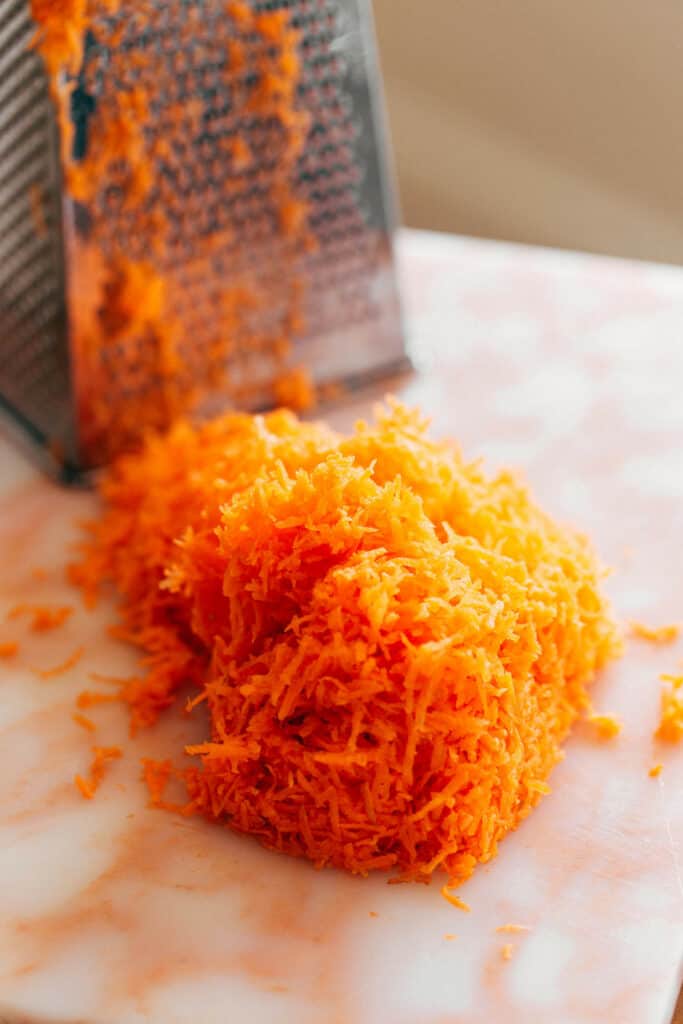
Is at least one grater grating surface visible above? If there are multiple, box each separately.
[0,0,406,476]
[0,0,75,466]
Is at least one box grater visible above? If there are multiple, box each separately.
[0,0,407,479]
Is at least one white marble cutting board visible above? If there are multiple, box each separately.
[0,230,682,1024]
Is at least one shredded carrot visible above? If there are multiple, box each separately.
[273,367,317,412]
[72,712,97,733]
[587,713,622,741]
[32,646,84,679]
[630,621,680,645]
[496,924,531,934]
[649,763,663,778]
[0,642,19,659]
[74,746,122,800]
[655,674,683,743]
[141,758,173,808]
[368,911,379,919]
[501,943,514,961]
[71,401,620,884]
[9,604,73,632]
[76,690,121,709]
[444,933,457,941]
[441,888,471,912]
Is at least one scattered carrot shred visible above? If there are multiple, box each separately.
[70,401,620,884]
[587,712,622,741]
[74,746,122,800]
[8,604,73,632]
[32,646,84,679]
[501,943,514,961]
[444,933,457,941]
[368,911,379,919]
[141,758,173,809]
[273,367,317,412]
[72,712,97,733]
[76,690,121,709]
[441,888,471,913]
[630,621,680,645]
[654,674,683,743]
[648,763,663,778]
[496,924,531,934]
[0,642,19,659]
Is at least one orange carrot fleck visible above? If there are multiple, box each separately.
[441,887,471,913]
[630,621,680,645]
[501,943,514,961]
[444,933,457,941]
[32,646,84,679]
[9,604,73,632]
[649,763,663,778]
[76,690,120,709]
[72,712,97,733]
[75,746,122,800]
[368,911,379,919]
[655,674,683,743]
[0,642,19,659]
[587,713,622,741]
[496,924,531,934]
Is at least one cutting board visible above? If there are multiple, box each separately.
[1,230,682,1024]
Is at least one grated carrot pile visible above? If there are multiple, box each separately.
[630,621,680,645]
[654,675,683,743]
[71,401,620,884]
[75,745,122,800]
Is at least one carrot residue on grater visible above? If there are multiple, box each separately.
[30,1,315,464]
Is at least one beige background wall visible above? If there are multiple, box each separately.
[373,1,683,264]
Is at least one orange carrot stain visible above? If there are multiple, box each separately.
[72,711,97,733]
[9,603,73,632]
[32,646,84,679]
[28,182,48,239]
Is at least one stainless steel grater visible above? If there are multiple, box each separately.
[0,0,407,479]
